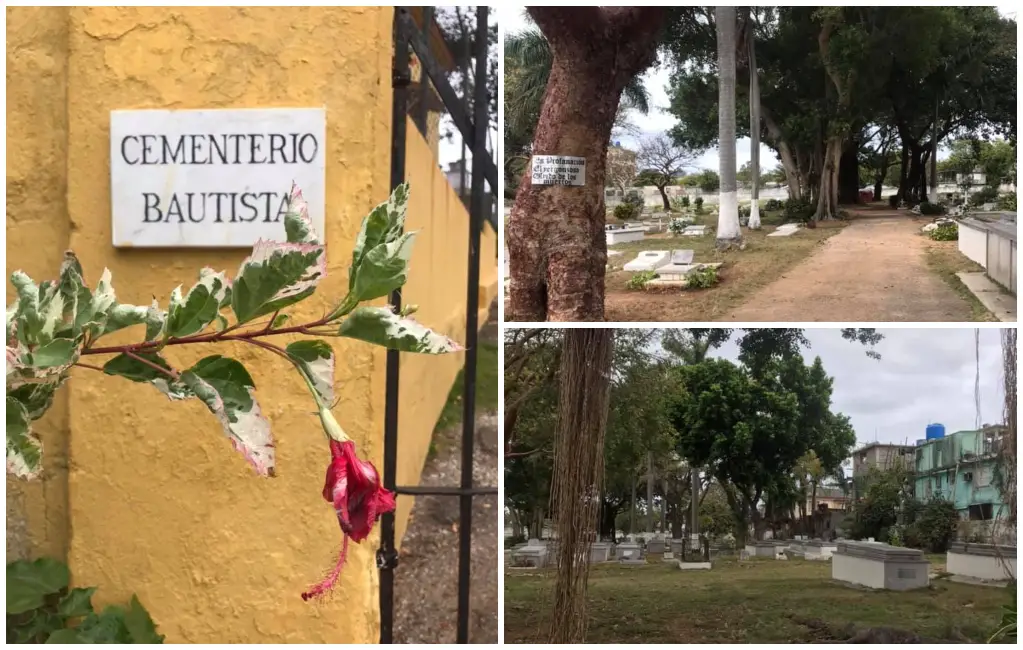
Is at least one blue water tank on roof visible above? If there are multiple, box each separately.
[925,423,946,440]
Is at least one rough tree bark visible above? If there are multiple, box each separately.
[838,137,860,204]
[506,7,665,322]
[546,329,614,643]
[716,6,742,245]
[815,17,849,220]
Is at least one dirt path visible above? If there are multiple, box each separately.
[393,306,498,644]
[726,208,975,322]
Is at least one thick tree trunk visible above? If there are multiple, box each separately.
[762,109,802,201]
[629,478,637,535]
[897,142,910,203]
[873,151,890,201]
[716,6,742,245]
[506,7,665,322]
[657,185,670,211]
[645,452,654,533]
[838,137,860,204]
[547,329,614,643]
[814,136,843,220]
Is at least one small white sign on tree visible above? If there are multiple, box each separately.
[531,155,586,187]
[109,108,326,248]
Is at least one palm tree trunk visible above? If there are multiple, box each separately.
[746,8,762,229]
[715,6,742,245]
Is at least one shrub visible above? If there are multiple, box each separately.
[623,192,644,210]
[784,196,814,222]
[626,271,658,290]
[668,217,691,236]
[929,222,958,241]
[7,557,163,643]
[685,266,718,290]
[694,197,704,214]
[681,195,691,208]
[904,499,958,552]
[764,198,784,211]
[997,191,1017,211]
[919,202,946,216]
[614,202,641,221]
[969,186,999,207]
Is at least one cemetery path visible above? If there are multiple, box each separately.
[394,309,498,644]
[725,211,975,322]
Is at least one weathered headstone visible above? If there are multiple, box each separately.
[623,250,670,272]
[946,542,1017,584]
[832,541,929,590]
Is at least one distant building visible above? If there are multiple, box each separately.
[849,442,915,500]
[913,426,1010,522]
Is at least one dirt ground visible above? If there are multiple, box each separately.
[393,308,498,644]
[724,207,978,321]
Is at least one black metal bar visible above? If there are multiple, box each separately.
[396,10,499,210]
[395,485,498,496]
[455,6,489,644]
[378,9,410,645]
[416,7,433,135]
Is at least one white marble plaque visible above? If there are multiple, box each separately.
[531,155,585,186]
[110,108,326,248]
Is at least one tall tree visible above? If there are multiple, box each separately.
[716,6,742,245]
[636,135,696,210]
[506,8,666,321]
[547,329,614,643]
[745,8,763,229]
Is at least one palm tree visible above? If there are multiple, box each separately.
[716,6,742,246]
[746,8,762,230]
[504,27,651,152]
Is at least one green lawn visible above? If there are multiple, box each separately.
[923,237,999,322]
[505,556,1009,643]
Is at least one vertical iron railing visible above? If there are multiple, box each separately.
[377,7,497,644]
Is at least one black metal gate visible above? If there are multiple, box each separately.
[376,7,498,644]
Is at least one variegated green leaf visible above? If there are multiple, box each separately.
[284,183,320,245]
[180,356,274,476]
[350,232,417,302]
[8,377,67,420]
[102,352,191,400]
[199,266,233,310]
[32,338,78,368]
[165,269,230,337]
[338,306,462,354]
[230,241,325,324]
[73,268,116,337]
[144,299,166,341]
[285,340,334,405]
[10,271,44,345]
[349,182,410,291]
[101,303,151,336]
[6,396,42,478]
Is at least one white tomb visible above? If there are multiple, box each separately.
[606,227,647,245]
[767,223,801,237]
[589,542,613,564]
[511,538,549,568]
[623,250,670,272]
[646,537,666,554]
[651,262,723,284]
[682,225,707,236]
[946,542,1017,584]
[832,541,929,590]
[804,540,838,561]
[744,542,777,558]
[617,542,645,565]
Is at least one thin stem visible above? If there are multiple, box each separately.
[74,362,106,373]
[124,349,180,381]
[82,321,330,356]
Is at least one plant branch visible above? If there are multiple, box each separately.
[74,362,106,373]
[124,349,180,381]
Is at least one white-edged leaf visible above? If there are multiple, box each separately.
[231,240,325,324]
[10,271,43,344]
[349,182,409,291]
[165,269,230,337]
[199,266,233,309]
[338,306,463,354]
[181,356,275,476]
[8,374,69,420]
[284,183,320,245]
[350,231,417,302]
[6,396,42,478]
[144,299,166,341]
[285,340,334,405]
[101,303,151,336]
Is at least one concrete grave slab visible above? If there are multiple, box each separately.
[670,249,695,265]
[956,272,1016,322]
[623,250,670,272]
[946,542,1017,585]
[682,225,707,236]
[832,541,929,591]
[607,228,646,245]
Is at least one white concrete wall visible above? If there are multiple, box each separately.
[832,554,886,589]
[958,221,988,267]
[986,233,1016,294]
[947,551,1017,582]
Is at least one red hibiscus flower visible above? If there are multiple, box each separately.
[302,439,396,601]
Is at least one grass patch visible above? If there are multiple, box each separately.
[923,239,997,322]
[505,557,1005,643]
[433,338,499,436]
[605,215,845,321]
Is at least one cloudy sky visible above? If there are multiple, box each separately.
[502,6,1017,175]
[701,328,1009,456]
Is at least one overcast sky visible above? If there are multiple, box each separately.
[503,7,1017,174]
[700,329,1009,457]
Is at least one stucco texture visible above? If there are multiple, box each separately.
[6,6,493,644]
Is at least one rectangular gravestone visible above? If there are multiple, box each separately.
[110,108,326,248]
[623,250,670,272]
[617,542,645,565]
[832,541,929,590]
[589,542,612,563]
[670,249,695,265]
[646,538,666,554]
[947,542,1017,583]
[683,225,707,236]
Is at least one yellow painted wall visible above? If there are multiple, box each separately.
[6,6,495,644]
[394,120,499,543]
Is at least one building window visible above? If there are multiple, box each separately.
[968,503,994,520]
